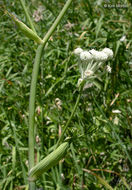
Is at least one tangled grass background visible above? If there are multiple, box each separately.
[0,0,132,189]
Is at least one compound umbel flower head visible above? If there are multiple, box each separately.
[74,47,113,87]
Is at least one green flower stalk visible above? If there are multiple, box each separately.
[55,83,84,149]
[55,47,114,148]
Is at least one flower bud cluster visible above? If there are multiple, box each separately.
[74,47,113,86]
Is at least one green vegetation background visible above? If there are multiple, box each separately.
[0,0,132,189]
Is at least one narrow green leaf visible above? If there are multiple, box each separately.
[83,169,114,190]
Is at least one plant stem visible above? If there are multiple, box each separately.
[28,0,73,189]
[55,85,83,149]
[19,0,37,33]
[42,0,72,42]
[29,45,43,190]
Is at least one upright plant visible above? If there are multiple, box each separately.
[2,0,131,188]
[7,0,72,189]
[7,1,118,189]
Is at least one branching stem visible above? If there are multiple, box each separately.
[19,0,36,33]
[28,0,73,189]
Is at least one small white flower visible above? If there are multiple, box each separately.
[106,65,112,73]
[74,48,83,56]
[89,49,108,62]
[102,48,113,60]
[112,110,121,113]
[97,52,108,62]
[80,51,93,61]
[120,35,126,42]
[84,69,94,78]
[89,49,98,57]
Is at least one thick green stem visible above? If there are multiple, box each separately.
[28,0,73,189]
[29,45,43,167]
[19,0,36,33]
[29,45,43,190]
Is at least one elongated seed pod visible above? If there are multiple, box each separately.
[8,12,43,44]
[29,142,69,181]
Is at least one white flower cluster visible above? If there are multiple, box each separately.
[74,47,113,62]
[74,47,113,86]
